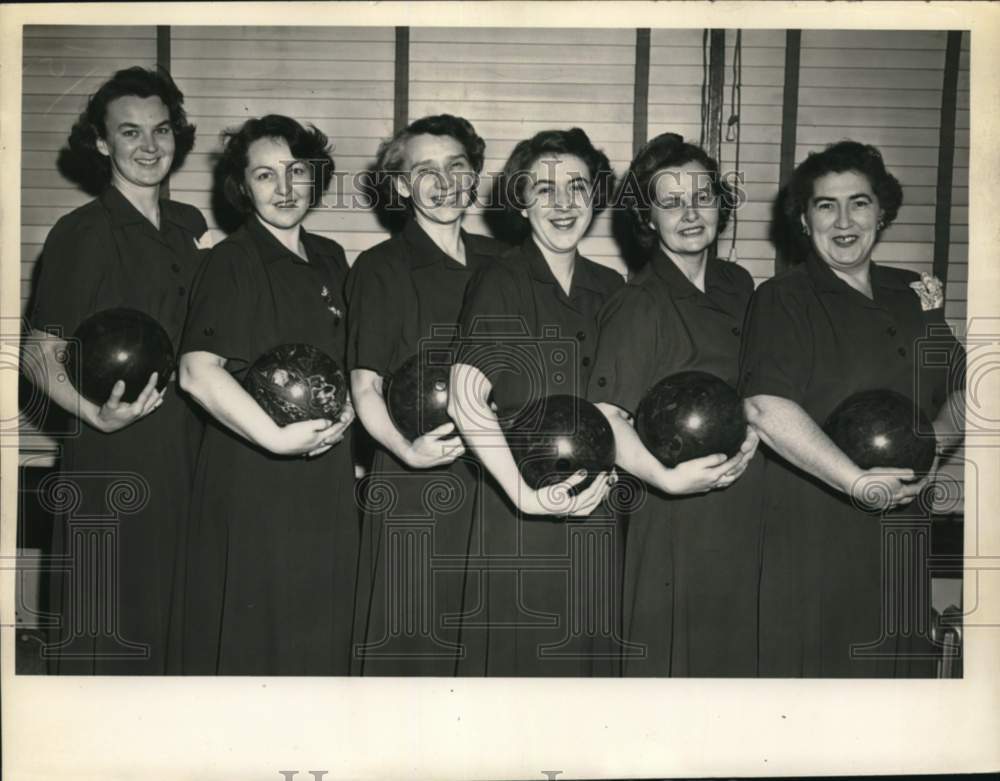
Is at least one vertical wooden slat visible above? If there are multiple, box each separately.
[705,29,726,162]
[157,25,171,199]
[632,28,650,156]
[933,30,963,287]
[776,29,802,274]
[394,26,410,133]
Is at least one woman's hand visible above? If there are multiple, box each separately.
[713,427,760,489]
[850,468,923,512]
[303,401,356,458]
[519,470,615,517]
[401,421,466,469]
[93,373,165,433]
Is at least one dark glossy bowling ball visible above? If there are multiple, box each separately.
[824,389,936,475]
[244,343,348,427]
[65,307,174,405]
[635,370,746,468]
[385,352,451,442]
[499,394,615,493]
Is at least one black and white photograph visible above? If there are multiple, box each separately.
[2,2,998,779]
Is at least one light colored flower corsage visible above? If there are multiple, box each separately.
[909,272,944,311]
[320,285,343,323]
[193,230,221,250]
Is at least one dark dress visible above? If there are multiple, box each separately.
[347,218,506,676]
[739,254,965,677]
[179,217,358,675]
[453,238,625,676]
[29,186,207,674]
[587,251,764,676]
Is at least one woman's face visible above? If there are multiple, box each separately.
[397,133,476,226]
[244,136,312,230]
[97,95,175,190]
[802,169,884,273]
[521,153,594,256]
[648,160,720,259]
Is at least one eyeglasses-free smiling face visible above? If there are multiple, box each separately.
[520,153,595,256]
[96,95,175,190]
[244,136,313,231]
[803,169,884,273]
[396,133,477,226]
[648,161,720,259]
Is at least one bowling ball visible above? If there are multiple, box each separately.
[385,352,451,442]
[65,307,174,405]
[824,389,936,475]
[244,343,348,427]
[635,370,746,468]
[499,394,615,493]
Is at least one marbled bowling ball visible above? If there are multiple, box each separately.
[244,343,348,427]
[824,389,936,476]
[385,352,451,442]
[499,394,615,494]
[635,370,746,468]
[66,307,174,405]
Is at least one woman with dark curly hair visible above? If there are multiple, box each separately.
[348,114,506,676]
[25,66,207,674]
[178,115,357,675]
[449,128,622,676]
[587,133,761,676]
[740,140,966,677]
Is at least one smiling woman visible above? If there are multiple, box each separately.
[447,128,624,676]
[176,115,359,675]
[24,67,208,674]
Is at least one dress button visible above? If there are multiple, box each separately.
[897,347,907,357]
[731,326,741,336]
[887,326,897,336]
[203,327,215,337]
[178,286,186,296]
[582,356,591,367]
[576,331,586,341]
[597,377,607,387]
[171,263,181,273]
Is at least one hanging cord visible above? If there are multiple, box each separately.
[700,29,709,148]
[725,30,743,262]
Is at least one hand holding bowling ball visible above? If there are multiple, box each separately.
[65,307,175,405]
[499,394,616,515]
[244,343,349,427]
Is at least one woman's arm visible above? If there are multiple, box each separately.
[351,367,464,468]
[595,402,755,494]
[179,350,350,457]
[449,362,610,517]
[744,393,921,509]
[26,329,164,433]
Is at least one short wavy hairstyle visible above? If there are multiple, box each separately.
[367,114,486,211]
[62,66,196,194]
[784,140,903,231]
[217,114,335,215]
[620,133,737,257]
[498,127,614,240]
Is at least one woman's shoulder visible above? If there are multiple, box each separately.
[715,256,756,292]
[305,230,348,263]
[350,232,409,275]
[754,262,812,296]
[45,198,109,243]
[162,199,208,236]
[464,231,510,259]
[579,255,626,294]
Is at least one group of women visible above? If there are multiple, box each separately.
[27,66,965,678]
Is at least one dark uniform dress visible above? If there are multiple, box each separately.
[453,238,624,676]
[179,217,358,676]
[739,253,965,677]
[587,251,764,676]
[347,218,505,676]
[29,186,207,674]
